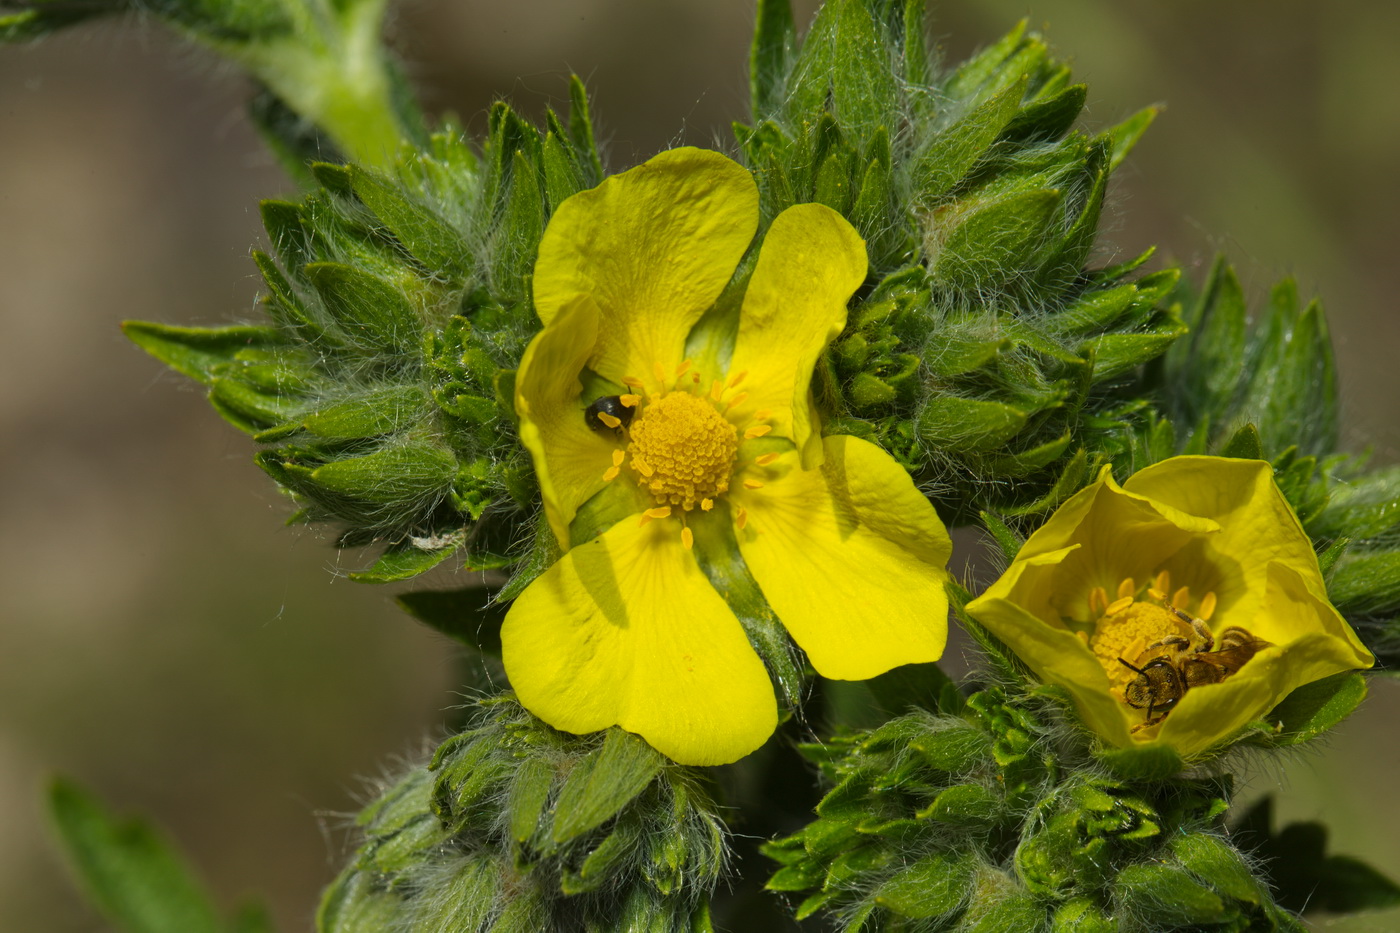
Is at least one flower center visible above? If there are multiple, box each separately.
[1090,601,1191,694]
[627,390,738,510]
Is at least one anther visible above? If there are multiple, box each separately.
[729,371,748,388]
[620,394,641,408]
[1172,586,1191,609]
[744,425,771,440]
[754,453,779,466]
[726,391,749,410]
[710,379,724,402]
[743,479,764,490]
[653,362,668,386]
[1117,577,1136,600]
[753,409,771,421]
[676,359,692,376]
[700,498,714,511]
[1106,595,1134,615]
[681,527,694,550]
[597,411,622,429]
[1199,592,1218,620]
[737,507,749,530]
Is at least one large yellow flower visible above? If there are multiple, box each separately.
[502,148,952,766]
[966,456,1373,759]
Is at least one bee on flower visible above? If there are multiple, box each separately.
[966,456,1373,759]
[503,148,954,766]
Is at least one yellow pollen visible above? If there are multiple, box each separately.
[626,390,739,511]
[744,425,772,440]
[612,450,625,466]
[701,498,714,511]
[1090,600,1194,693]
[1105,595,1134,615]
[597,411,621,429]
[754,452,779,466]
[602,465,620,482]
[681,526,694,550]
[743,479,764,490]
[621,376,645,389]
[638,505,672,527]
[620,394,641,408]
[710,379,724,402]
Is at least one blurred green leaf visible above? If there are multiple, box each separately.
[46,778,223,933]
[395,585,506,653]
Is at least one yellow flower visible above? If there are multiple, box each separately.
[966,456,1373,759]
[502,148,953,766]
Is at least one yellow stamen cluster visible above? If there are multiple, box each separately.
[627,391,739,511]
[1084,572,1218,694]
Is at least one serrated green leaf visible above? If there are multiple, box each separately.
[209,378,301,434]
[932,188,1062,292]
[541,131,585,211]
[1083,326,1185,382]
[980,511,1023,561]
[921,783,1000,824]
[1262,299,1338,455]
[395,585,506,654]
[567,76,603,185]
[46,778,223,933]
[552,730,664,843]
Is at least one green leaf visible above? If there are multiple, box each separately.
[875,851,973,919]
[1100,105,1158,172]
[350,535,464,584]
[299,385,432,440]
[316,870,406,933]
[46,778,223,933]
[865,662,953,716]
[980,511,1023,561]
[914,77,1025,202]
[122,322,284,386]
[552,730,664,843]
[932,188,1063,292]
[1003,83,1086,143]
[916,396,1029,453]
[785,0,900,141]
[1094,742,1184,781]
[1238,797,1400,915]
[308,441,457,506]
[1115,862,1226,926]
[921,783,1000,824]
[1218,422,1263,460]
[303,262,421,354]
[507,757,555,843]
[227,901,278,933]
[1170,833,1261,905]
[567,76,603,185]
[1251,671,1367,746]
[350,166,472,280]
[395,585,507,654]
[750,0,795,119]
[1263,298,1338,455]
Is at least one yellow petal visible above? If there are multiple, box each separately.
[732,435,950,680]
[500,516,778,765]
[533,148,758,389]
[1124,456,1319,626]
[727,203,866,467]
[515,295,616,547]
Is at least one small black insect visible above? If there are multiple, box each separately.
[585,395,635,433]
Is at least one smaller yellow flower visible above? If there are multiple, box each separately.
[966,456,1373,759]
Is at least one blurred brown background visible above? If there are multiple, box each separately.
[2,1,1397,930]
